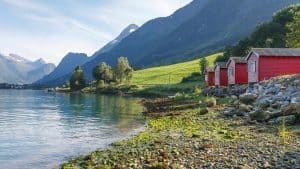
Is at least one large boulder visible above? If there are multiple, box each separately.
[249,110,270,122]
[240,93,258,105]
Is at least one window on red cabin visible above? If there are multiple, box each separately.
[249,61,256,72]
[228,67,234,76]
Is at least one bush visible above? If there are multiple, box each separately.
[181,72,202,83]
[96,80,105,89]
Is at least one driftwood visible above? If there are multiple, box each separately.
[141,98,199,114]
[265,104,300,122]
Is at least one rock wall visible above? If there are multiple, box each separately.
[219,75,300,124]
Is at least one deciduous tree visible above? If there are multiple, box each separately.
[70,66,86,91]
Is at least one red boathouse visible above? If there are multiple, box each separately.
[246,48,300,83]
[214,62,228,86]
[205,68,215,86]
[227,57,248,85]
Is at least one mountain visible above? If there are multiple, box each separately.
[35,52,88,85]
[41,0,300,87]
[93,24,139,55]
[0,53,55,84]
[35,24,139,86]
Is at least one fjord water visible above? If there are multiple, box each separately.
[0,90,145,169]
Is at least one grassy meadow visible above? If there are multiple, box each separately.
[131,53,221,85]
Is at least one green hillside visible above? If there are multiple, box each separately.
[132,53,221,85]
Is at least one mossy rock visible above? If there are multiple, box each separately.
[296,114,300,123]
[203,97,217,107]
[240,93,257,105]
[238,104,250,112]
[249,110,269,122]
[199,108,209,115]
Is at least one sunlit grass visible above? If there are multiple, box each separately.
[131,53,221,85]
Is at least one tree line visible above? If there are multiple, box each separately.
[69,57,133,91]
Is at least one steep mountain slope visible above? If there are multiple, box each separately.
[83,0,300,76]
[35,53,88,84]
[43,0,300,87]
[0,53,55,84]
[93,24,139,55]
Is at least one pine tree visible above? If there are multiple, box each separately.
[199,57,208,75]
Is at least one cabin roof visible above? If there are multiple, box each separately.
[215,62,227,69]
[205,68,214,73]
[227,57,247,66]
[246,48,300,60]
[231,57,247,63]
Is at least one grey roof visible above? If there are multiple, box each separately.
[230,57,247,63]
[205,68,214,72]
[215,62,227,69]
[252,48,300,57]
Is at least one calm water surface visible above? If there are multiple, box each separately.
[0,90,145,169]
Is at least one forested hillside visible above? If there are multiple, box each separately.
[216,4,300,62]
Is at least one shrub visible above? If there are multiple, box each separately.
[97,80,105,89]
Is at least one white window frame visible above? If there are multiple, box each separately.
[250,61,256,73]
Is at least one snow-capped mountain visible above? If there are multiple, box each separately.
[0,53,55,84]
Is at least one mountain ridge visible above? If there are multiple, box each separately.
[0,53,55,84]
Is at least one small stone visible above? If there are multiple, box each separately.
[238,104,250,112]
[231,95,238,100]
[199,108,209,115]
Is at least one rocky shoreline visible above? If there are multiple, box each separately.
[61,94,300,168]
[62,76,300,169]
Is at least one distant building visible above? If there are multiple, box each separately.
[246,48,300,83]
[214,62,228,86]
[205,68,215,86]
[227,57,248,85]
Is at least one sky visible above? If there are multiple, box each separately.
[0,0,192,65]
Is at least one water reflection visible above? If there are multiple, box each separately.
[0,90,144,169]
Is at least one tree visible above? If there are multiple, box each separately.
[114,57,134,84]
[70,66,86,91]
[92,62,113,84]
[199,57,208,75]
[287,11,300,48]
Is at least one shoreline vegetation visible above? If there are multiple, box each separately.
[53,53,221,97]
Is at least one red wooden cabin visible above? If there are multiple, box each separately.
[214,62,228,86]
[247,48,300,83]
[205,68,215,86]
[227,57,248,85]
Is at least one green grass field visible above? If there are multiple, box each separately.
[131,53,221,85]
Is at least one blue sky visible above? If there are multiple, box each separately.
[0,0,192,65]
